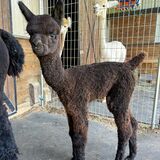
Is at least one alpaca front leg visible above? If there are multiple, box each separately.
[67,112,88,160]
[71,132,86,160]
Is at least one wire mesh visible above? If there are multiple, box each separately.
[46,0,160,126]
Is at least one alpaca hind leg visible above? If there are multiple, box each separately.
[66,107,88,160]
[113,111,132,160]
[0,77,18,160]
[106,89,134,160]
[0,103,19,160]
[125,115,138,160]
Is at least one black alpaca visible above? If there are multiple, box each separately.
[0,29,24,160]
[19,1,144,160]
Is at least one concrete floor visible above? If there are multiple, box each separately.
[11,111,160,160]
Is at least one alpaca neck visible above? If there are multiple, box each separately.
[60,30,67,57]
[39,50,65,93]
[99,11,109,52]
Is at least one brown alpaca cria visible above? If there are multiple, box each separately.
[18,1,145,160]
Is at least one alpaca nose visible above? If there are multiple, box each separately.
[33,40,42,47]
[32,39,42,47]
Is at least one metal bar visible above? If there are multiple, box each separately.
[9,0,18,116]
[39,0,45,108]
[11,0,18,114]
[40,0,44,14]
[151,58,160,129]
[40,71,44,108]
[13,77,18,112]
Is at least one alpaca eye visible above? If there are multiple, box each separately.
[50,33,57,39]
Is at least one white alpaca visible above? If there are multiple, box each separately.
[60,17,72,57]
[94,0,127,62]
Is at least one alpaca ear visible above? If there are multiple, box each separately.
[18,1,35,22]
[52,0,64,25]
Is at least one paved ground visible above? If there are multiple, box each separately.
[11,111,160,160]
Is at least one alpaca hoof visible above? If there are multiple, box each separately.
[0,153,18,160]
[124,156,134,160]
[71,157,85,160]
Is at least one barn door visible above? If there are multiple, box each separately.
[0,0,17,115]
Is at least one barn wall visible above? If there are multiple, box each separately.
[0,0,11,31]
[16,38,40,105]
[0,0,15,104]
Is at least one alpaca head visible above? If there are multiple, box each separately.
[18,0,64,57]
[61,17,72,34]
[93,0,119,17]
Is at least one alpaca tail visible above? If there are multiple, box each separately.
[0,29,24,76]
[126,52,145,70]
